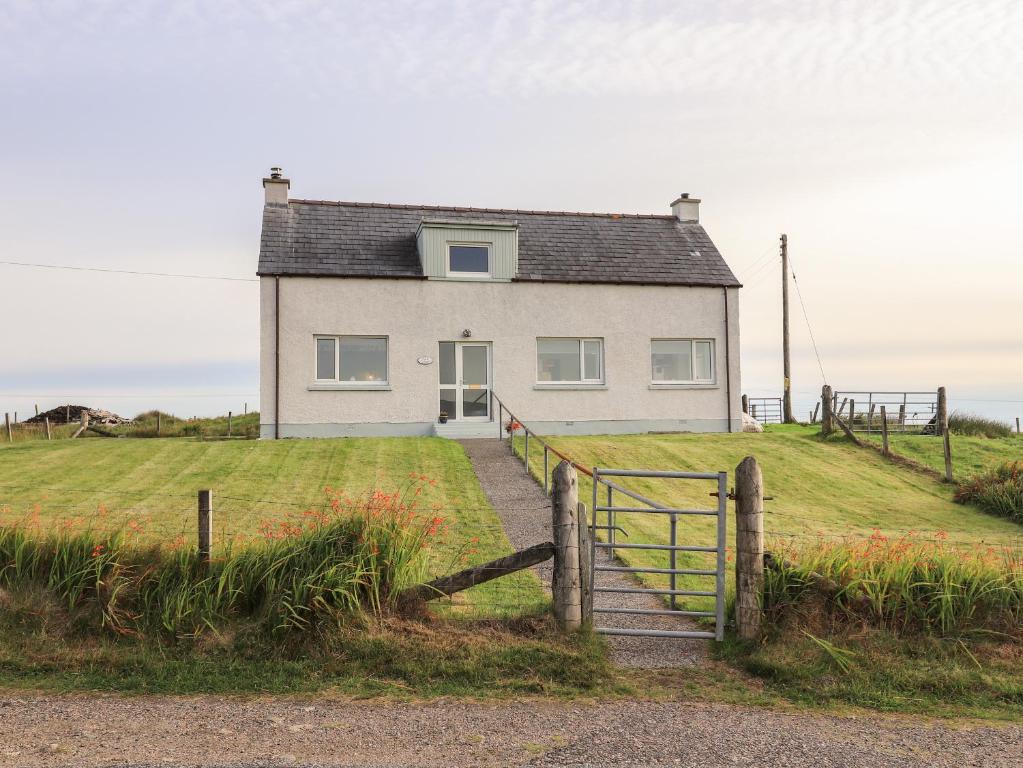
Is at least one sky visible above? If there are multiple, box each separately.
[1,0,1022,422]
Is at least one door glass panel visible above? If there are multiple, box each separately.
[462,346,488,386]
[440,389,457,419]
[583,340,601,380]
[462,389,489,418]
[439,342,456,386]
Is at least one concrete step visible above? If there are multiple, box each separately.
[432,421,500,439]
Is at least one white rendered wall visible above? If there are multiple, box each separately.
[260,277,741,437]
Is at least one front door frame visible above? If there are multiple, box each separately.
[440,341,492,421]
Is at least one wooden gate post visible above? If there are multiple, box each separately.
[577,501,593,624]
[551,461,582,631]
[198,490,213,565]
[880,405,889,456]
[936,386,948,437]
[821,385,833,436]
[734,456,764,641]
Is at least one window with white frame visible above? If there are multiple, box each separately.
[651,339,715,384]
[447,243,490,275]
[536,338,603,383]
[315,336,388,384]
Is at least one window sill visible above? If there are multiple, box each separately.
[648,383,718,390]
[308,383,392,391]
[533,384,608,391]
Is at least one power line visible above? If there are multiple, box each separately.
[788,254,827,384]
[0,260,258,283]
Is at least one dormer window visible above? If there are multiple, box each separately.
[448,243,490,276]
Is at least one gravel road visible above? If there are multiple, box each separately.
[459,439,708,667]
[0,693,1018,767]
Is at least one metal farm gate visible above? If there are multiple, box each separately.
[589,468,728,641]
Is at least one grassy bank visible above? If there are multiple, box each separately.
[0,437,545,616]
[863,431,1022,481]
[720,534,1023,720]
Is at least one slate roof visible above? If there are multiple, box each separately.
[258,200,740,288]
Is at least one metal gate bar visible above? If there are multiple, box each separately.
[590,467,728,642]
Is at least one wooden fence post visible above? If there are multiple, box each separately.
[4,413,11,442]
[198,490,213,565]
[942,409,953,483]
[880,405,889,456]
[821,385,833,436]
[45,417,51,441]
[741,394,749,414]
[936,387,947,436]
[577,501,592,625]
[735,456,764,641]
[551,461,582,631]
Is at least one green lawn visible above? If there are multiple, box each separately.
[862,431,1022,480]
[513,425,1023,610]
[0,437,544,616]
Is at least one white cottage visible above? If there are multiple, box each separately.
[258,169,742,439]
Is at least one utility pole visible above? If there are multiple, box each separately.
[781,233,794,423]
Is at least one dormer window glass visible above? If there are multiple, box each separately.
[448,244,490,276]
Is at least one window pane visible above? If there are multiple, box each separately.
[583,340,601,380]
[651,340,692,382]
[340,337,387,382]
[694,341,713,381]
[316,338,336,380]
[537,339,581,382]
[462,346,488,386]
[439,342,456,386]
[449,245,489,273]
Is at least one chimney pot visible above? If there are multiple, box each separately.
[263,167,290,206]
[670,193,701,222]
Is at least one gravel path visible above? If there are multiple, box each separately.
[0,693,1018,767]
[459,439,707,668]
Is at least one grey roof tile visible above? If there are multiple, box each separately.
[257,200,740,287]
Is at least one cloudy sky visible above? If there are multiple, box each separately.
[2,0,1022,420]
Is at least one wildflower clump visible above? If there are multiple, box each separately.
[0,478,446,638]
[955,462,1023,523]
[764,531,1023,638]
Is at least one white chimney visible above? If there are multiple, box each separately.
[263,167,290,206]
[670,193,700,222]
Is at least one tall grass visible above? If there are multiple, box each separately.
[949,411,1014,439]
[0,480,444,638]
[764,533,1023,638]
[955,462,1023,523]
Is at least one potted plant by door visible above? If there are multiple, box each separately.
[438,411,449,424]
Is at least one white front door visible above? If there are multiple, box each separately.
[439,342,491,421]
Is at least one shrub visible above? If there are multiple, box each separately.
[955,462,1023,522]
[764,533,1023,638]
[0,480,444,639]
[948,411,1013,438]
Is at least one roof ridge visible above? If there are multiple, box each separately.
[289,198,676,220]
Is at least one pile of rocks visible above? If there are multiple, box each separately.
[25,405,131,425]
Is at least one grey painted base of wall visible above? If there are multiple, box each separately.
[260,418,735,439]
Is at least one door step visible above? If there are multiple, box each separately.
[432,421,500,439]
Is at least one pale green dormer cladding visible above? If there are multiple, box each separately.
[415,219,519,281]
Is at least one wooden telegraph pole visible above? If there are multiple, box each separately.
[781,234,795,423]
